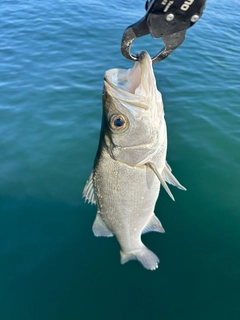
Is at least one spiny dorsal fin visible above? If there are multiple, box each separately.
[83,171,96,205]
[147,162,175,201]
[142,214,165,234]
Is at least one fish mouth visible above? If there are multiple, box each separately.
[104,50,156,104]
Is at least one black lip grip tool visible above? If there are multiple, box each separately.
[121,0,206,63]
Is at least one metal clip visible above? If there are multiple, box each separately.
[121,20,186,63]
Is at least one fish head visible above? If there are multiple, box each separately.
[102,51,165,166]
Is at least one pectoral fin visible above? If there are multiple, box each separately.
[147,162,186,201]
[162,162,186,191]
[147,162,175,201]
[83,171,96,205]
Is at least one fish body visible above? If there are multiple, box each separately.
[83,51,185,270]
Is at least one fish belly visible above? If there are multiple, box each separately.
[93,151,161,270]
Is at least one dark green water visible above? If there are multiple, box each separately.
[0,1,239,319]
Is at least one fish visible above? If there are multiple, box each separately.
[83,50,186,270]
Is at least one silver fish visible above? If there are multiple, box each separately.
[83,51,186,270]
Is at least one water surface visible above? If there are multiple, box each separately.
[0,1,239,319]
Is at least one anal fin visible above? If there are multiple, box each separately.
[142,214,165,234]
[92,213,113,237]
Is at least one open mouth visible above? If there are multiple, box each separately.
[104,51,151,96]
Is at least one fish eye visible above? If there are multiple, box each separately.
[109,114,128,132]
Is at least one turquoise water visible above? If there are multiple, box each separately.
[0,0,240,319]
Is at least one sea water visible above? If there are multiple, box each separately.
[0,1,239,319]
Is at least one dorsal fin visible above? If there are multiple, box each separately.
[83,171,96,205]
[92,213,114,237]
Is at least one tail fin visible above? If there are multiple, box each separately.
[120,246,159,270]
